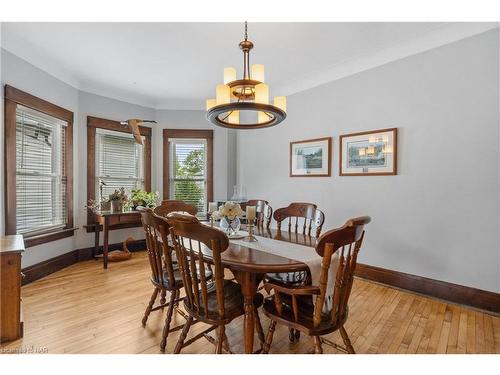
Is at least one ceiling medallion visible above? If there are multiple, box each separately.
[206,22,287,129]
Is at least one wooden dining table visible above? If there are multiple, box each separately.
[200,225,316,354]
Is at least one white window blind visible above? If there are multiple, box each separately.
[95,129,144,202]
[15,105,67,236]
[169,139,207,214]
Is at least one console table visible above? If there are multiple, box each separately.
[93,211,141,269]
[0,235,25,343]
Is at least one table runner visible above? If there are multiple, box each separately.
[230,234,339,312]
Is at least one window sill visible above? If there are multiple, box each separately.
[24,227,78,248]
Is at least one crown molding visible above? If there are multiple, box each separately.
[276,22,499,97]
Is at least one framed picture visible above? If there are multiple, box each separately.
[290,137,332,177]
[339,128,397,176]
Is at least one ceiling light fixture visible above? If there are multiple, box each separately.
[206,22,287,129]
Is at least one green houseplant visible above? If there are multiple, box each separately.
[130,188,159,209]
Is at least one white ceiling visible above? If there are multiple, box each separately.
[1,22,497,109]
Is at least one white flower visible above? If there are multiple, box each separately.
[214,201,244,220]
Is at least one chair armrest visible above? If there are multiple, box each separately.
[264,281,320,321]
[264,282,320,296]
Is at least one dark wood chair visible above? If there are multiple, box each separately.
[262,216,371,354]
[266,202,326,341]
[167,213,265,354]
[274,202,324,238]
[138,207,186,352]
[153,199,197,217]
[245,199,272,228]
[267,202,325,288]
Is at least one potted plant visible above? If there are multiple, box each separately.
[212,201,245,236]
[109,188,128,213]
[130,188,159,209]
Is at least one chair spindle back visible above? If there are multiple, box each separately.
[313,216,371,327]
[274,202,325,237]
[167,213,230,320]
[153,214,178,287]
[138,207,172,286]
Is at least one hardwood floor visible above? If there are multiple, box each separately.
[1,251,499,354]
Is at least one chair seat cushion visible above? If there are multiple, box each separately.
[184,280,264,322]
[262,294,345,336]
[266,271,308,286]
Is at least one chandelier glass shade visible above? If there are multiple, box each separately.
[206,22,287,129]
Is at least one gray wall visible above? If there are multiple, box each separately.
[237,30,500,293]
[1,49,80,267]
[0,49,236,267]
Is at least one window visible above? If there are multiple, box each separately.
[86,116,151,230]
[4,85,74,247]
[95,129,144,202]
[170,139,207,213]
[16,106,68,235]
[163,129,213,216]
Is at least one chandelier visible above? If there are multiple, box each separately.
[206,22,287,129]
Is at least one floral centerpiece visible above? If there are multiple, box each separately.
[109,188,128,213]
[212,201,245,236]
[130,188,159,209]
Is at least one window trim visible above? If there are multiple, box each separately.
[162,129,214,207]
[86,116,152,232]
[4,85,75,248]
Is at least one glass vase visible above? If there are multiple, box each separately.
[220,216,241,236]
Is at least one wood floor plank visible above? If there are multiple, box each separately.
[405,299,432,354]
[475,311,485,353]
[397,297,427,353]
[445,306,460,353]
[355,289,400,352]
[483,314,496,354]
[416,300,440,353]
[456,310,468,354]
[2,251,499,354]
[491,316,500,353]
[387,297,422,353]
[426,303,447,353]
[436,305,453,353]
[466,310,476,354]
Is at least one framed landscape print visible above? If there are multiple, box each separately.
[290,137,332,177]
[339,128,397,176]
